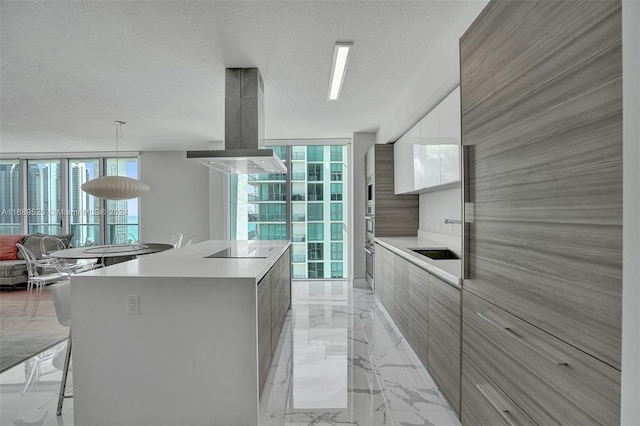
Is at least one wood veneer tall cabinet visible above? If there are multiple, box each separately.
[365,144,419,236]
[460,1,622,424]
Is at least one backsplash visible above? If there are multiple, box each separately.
[418,187,462,246]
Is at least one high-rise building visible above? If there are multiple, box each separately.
[231,145,348,279]
[0,161,21,233]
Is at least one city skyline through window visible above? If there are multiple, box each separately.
[0,157,141,245]
[230,144,349,279]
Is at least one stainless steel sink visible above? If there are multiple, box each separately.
[410,248,459,260]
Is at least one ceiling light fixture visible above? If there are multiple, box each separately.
[328,42,353,100]
[81,121,151,200]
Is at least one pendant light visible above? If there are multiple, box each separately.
[81,121,150,200]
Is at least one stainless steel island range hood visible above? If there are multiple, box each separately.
[187,68,287,174]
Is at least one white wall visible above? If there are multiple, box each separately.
[139,151,209,245]
[622,0,640,423]
[417,187,461,247]
[376,1,488,145]
[352,132,375,286]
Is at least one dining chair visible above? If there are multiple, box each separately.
[17,243,69,318]
[168,232,183,248]
[40,235,97,274]
[49,280,72,416]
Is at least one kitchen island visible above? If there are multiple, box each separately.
[70,240,291,426]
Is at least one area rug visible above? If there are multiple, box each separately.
[0,288,69,372]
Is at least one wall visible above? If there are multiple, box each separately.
[417,187,461,248]
[139,151,210,245]
[352,132,375,287]
[622,0,640,423]
[376,1,488,145]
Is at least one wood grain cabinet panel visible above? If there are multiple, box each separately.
[270,248,291,354]
[428,276,461,416]
[461,0,622,369]
[374,243,384,303]
[257,272,272,395]
[463,290,620,425]
[381,246,395,316]
[392,256,409,337]
[461,355,535,426]
[369,144,419,237]
[408,262,429,368]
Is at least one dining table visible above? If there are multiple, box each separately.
[49,243,174,266]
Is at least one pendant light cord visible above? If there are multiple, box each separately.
[115,120,125,176]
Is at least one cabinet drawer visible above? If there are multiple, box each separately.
[462,355,535,426]
[463,290,620,425]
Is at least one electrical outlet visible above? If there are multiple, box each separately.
[126,294,139,315]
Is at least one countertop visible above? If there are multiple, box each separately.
[375,236,461,287]
[73,240,290,281]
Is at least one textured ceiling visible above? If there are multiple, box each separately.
[0,0,487,153]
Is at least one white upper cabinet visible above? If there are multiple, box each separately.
[394,86,461,194]
[438,86,461,185]
[394,122,419,194]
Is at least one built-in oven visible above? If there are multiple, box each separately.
[366,175,374,216]
[364,244,374,289]
[365,215,375,289]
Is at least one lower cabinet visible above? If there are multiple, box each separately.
[408,262,429,369]
[381,246,395,315]
[374,244,461,418]
[462,290,620,425]
[462,354,536,426]
[428,275,461,417]
[374,244,384,302]
[392,255,409,337]
[257,273,272,394]
[258,247,292,396]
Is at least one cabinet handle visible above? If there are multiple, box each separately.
[476,383,516,426]
[476,311,568,366]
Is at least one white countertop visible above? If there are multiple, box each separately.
[375,236,461,287]
[74,240,290,281]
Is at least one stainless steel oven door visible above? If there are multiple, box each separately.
[364,246,374,289]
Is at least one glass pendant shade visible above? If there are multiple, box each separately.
[81,176,150,200]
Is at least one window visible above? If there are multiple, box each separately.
[258,224,287,240]
[308,183,323,201]
[308,243,323,260]
[330,164,342,181]
[0,160,21,234]
[228,144,349,280]
[308,163,323,181]
[308,262,324,278]
[307,203,323,221]
[0,156,142,243]
[27,159,62,235]
[256,204,286,222]
[105,158,140,244]
[331,262,344,278]
[331,223,342,241]
[308,223,323,241]
[307,146,324,162]
[330,203,343,221]
[261,183,286,201]
[331,242,343,260]
[69,159,101,246]
[330,183,343,201]
[330,146,343,162]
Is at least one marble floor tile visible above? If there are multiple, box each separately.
[1,280,459,426]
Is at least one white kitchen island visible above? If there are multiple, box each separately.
[70,240,291,426]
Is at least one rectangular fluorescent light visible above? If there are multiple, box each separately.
[328,42,353,100]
